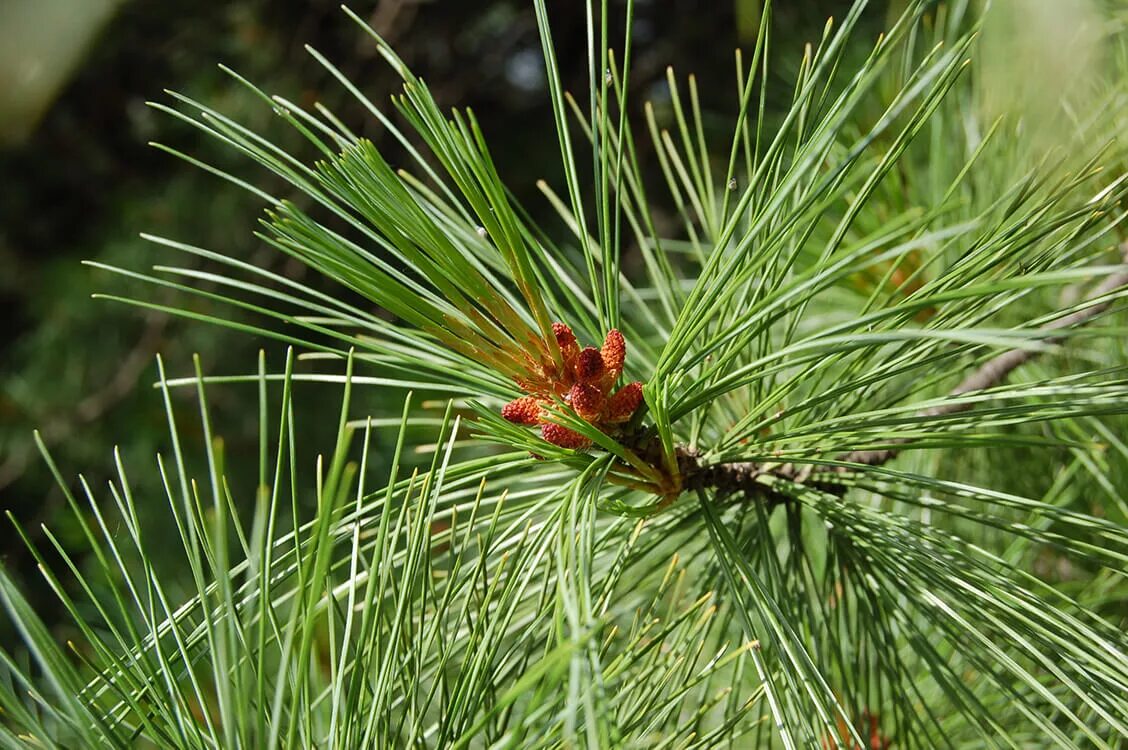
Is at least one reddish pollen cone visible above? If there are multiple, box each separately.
[601,329,625,376]
[575,347,605,384]
[552,322,577,348]
[501,396,540,425]
[548,322,577,381]
[568,383,605,421]
[503,322,642,452]
[605,381,644,423]
[541,421,591,449]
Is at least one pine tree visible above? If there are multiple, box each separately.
[2,1,1127,747]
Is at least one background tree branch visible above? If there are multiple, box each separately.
[687,242,1128,498]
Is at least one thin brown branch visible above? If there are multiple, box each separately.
[684,243,1128,498]
[840,243,1128,467]
[0,311,167,492]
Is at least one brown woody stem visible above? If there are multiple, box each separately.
[682,244,1128,499]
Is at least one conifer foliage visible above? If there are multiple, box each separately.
[2,1,1128,747]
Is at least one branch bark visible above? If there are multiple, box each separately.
[684,244,1128,498]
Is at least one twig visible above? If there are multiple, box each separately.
[685,244,1128,498]
[0,311,167,492]
[840,243,1128,467]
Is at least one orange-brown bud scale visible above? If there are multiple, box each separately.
[539,359,559,381]
[820,709,890,750]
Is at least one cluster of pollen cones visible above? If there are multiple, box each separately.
[502,322,644,449]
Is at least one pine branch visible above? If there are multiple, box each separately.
[839,243,1128,467]
[685,243,1128,498]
